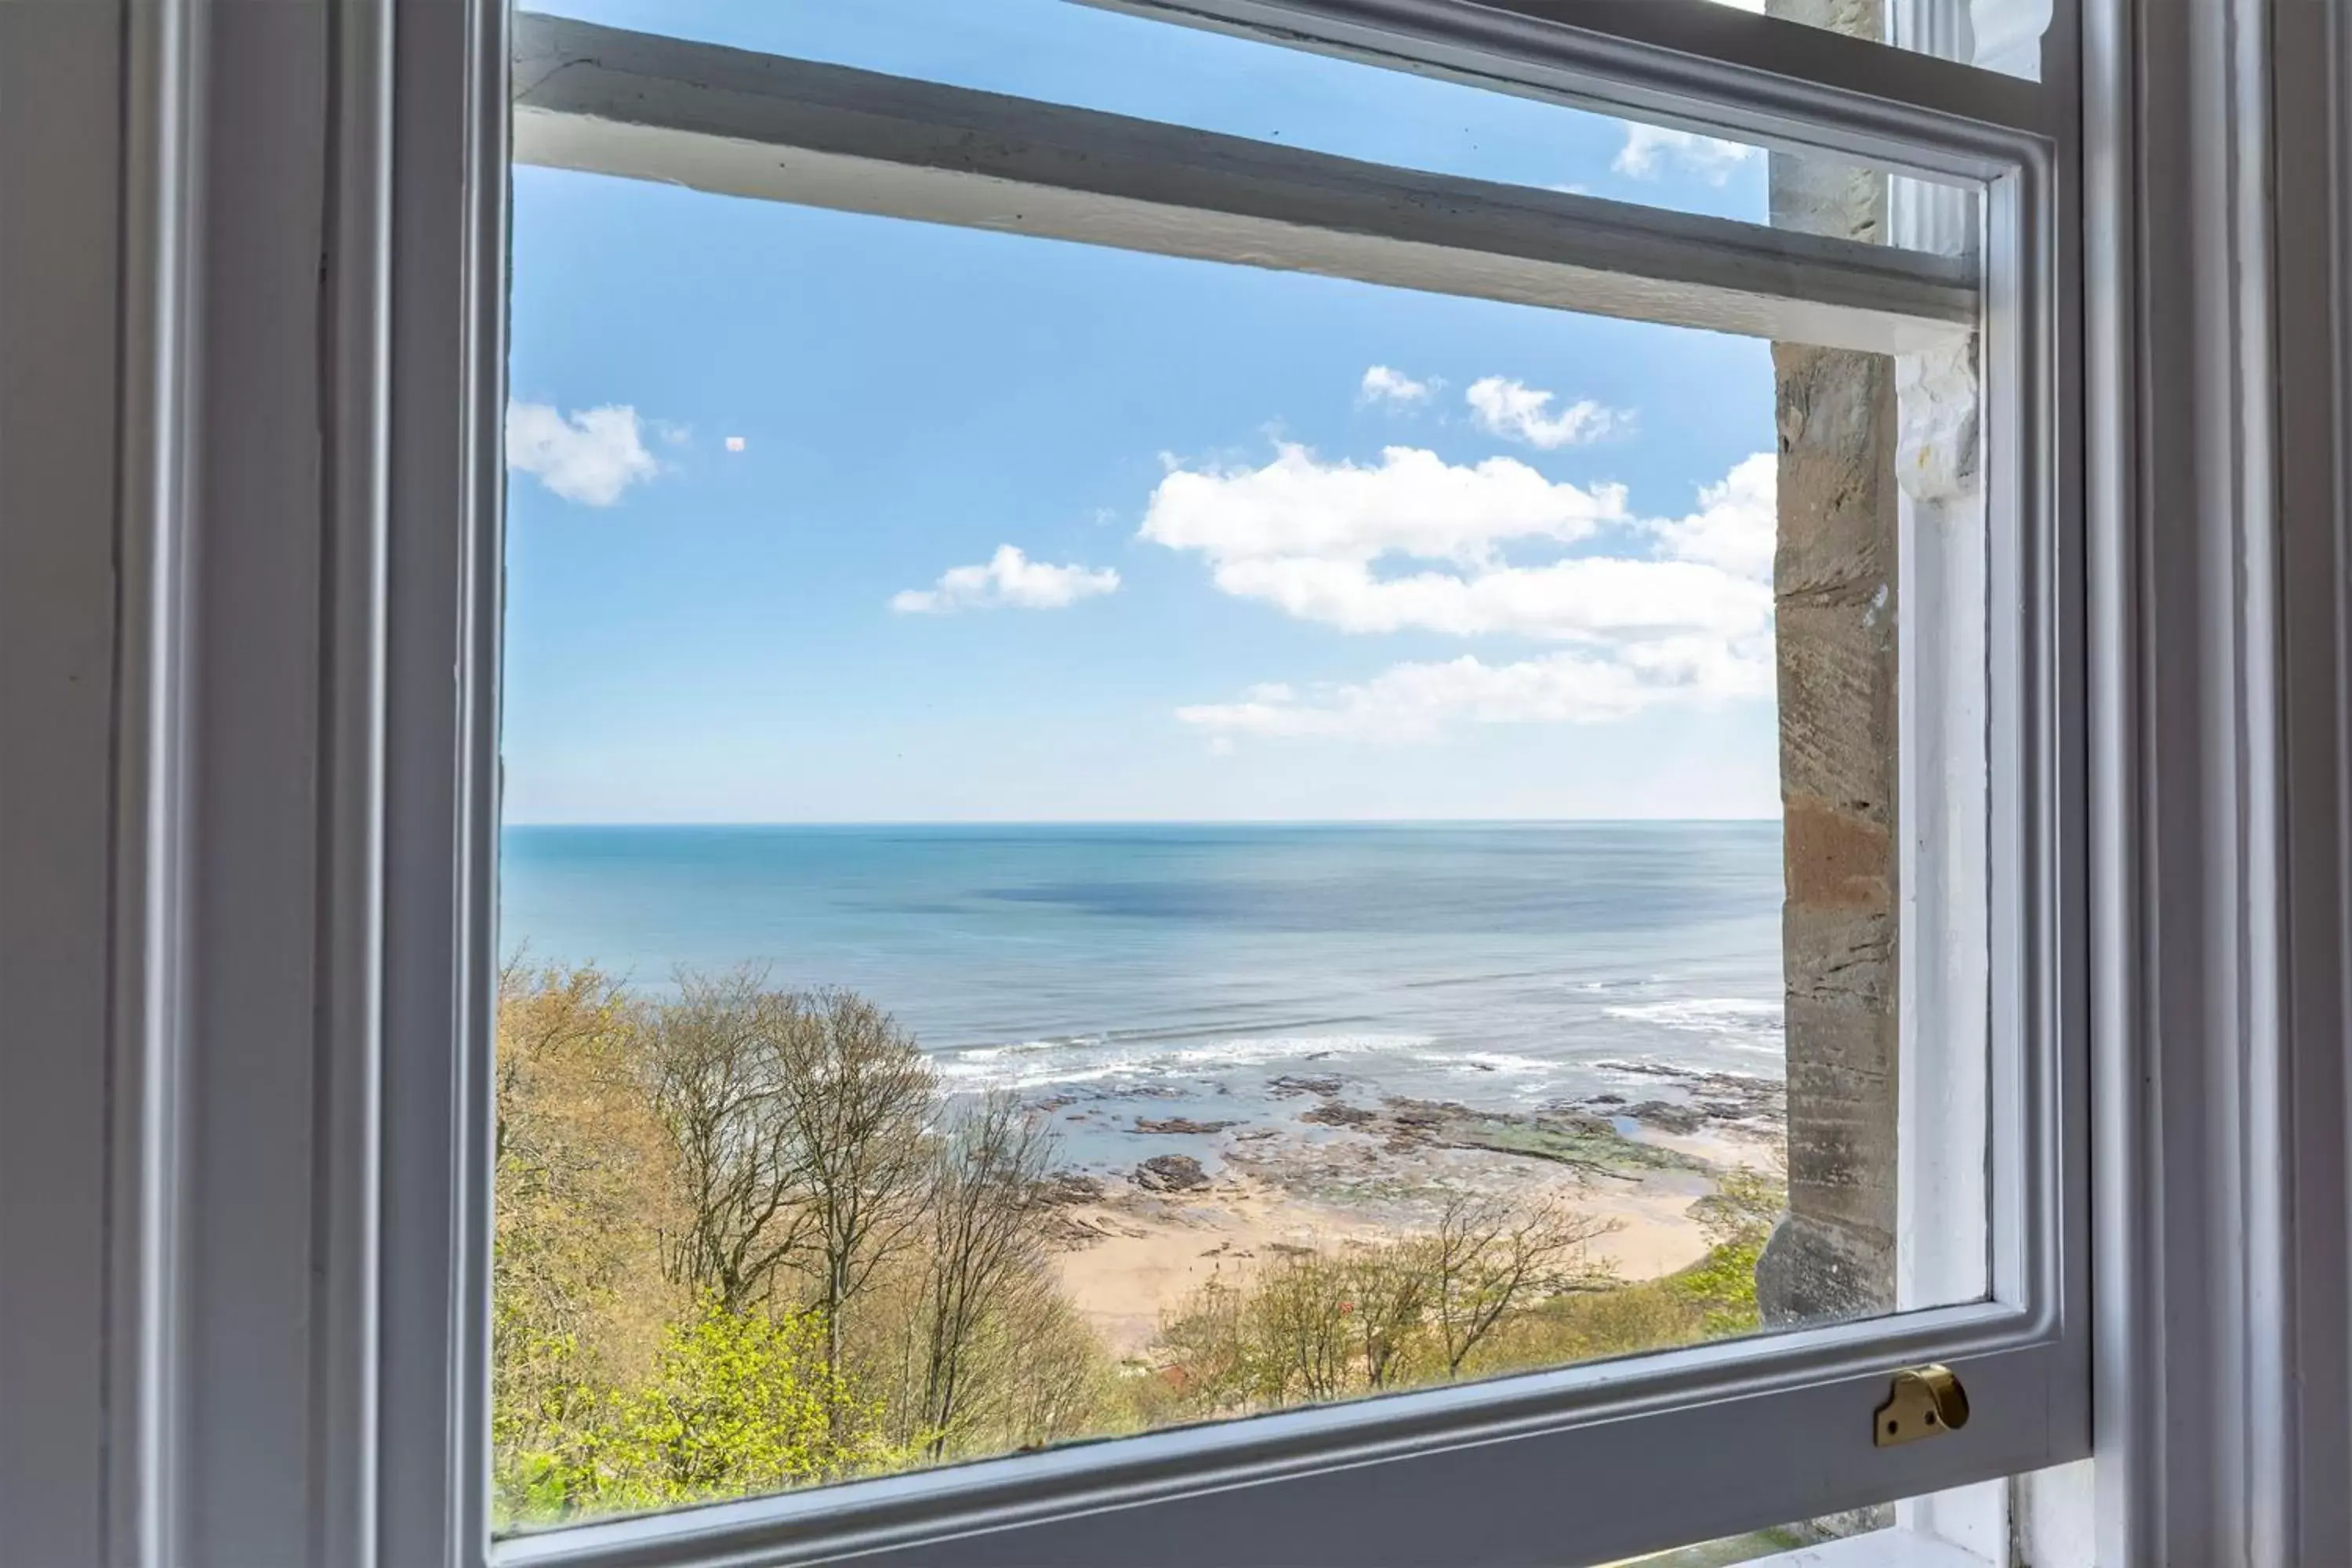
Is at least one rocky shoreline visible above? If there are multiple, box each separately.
[1100,1058,1782,1193]
[1033,1059,1785,1356]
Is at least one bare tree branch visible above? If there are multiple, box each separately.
[915,1091,1056,1456]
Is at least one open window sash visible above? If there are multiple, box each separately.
[364,3,2086,1566]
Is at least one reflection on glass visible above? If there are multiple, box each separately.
[493,20,1987,1535]
[520,0,1945,245]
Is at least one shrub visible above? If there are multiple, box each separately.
[494,1296,901,1526]
[595,1297,896,1509]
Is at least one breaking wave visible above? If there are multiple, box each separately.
[931,1027,1433,1092]
[1600,996,1784,1055]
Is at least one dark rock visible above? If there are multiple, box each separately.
[1269,1074,1343,1098]
[1038,1171,1106,1206]
[1375,1095,1700,1175]
[1300,1101,1377,1127]
[1133,1154,1210,1192]
[1583,1062,1788,1128]
[1134,1117,1240,1135]
[1628,1100,1708,1134]
[1039,1212,1111,1248]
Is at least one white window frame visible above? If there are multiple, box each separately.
[27,0,2352,1564]
[476,6,2078,1565]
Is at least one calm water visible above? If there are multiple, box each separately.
[501,822,1784,1163]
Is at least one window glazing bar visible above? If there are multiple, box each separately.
[514,13,1977,355]
[1090,0,2058,157]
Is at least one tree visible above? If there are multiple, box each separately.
[1341,1240,1431,1390]
[1250,1248,1358,1405]
[493,963,671,1388]
[1427,1191,1619,1378]
[775,989,938,1381]
[490,967,1132,1522]
[1155,1274,1255,1417]
[972,1272,1123,1450]
[643,967,808,1315]
[589,1294,894,1514]
[495,955,634,1171]
[913,1091,1057,1456]
[1159,1243,1407,1413]
[491,960,678,1523]
[1152,1195,1625,1417]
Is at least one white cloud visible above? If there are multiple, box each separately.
[1154,448,1781,743]
[1178,638,1771,743]
[1142,443,1624,570]
[724,435,746,452]
[1652,453,1777,581]
[506,403,662,506]
[1140,443,1762,644]
[1607,2,1765,187]
[1465,377,1631,448]
[891,545,1120,614]
[1359,365,1435,406]
[1613,124,1759,184]
[1202,553,1768,641]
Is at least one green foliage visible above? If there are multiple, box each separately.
[1489,1165,1784,1370]
[1153,1244,1438,1417]
[491,968,1104,1529]
[494,1297,901,1526]
[1150,1199,1623,1418]
[489,1298,613,1526]
[1659,1236,1769,1339]
[1664,1165,1782,1338]
[1687,1166,1784,1252]
[596,1297,896,1508]
[1152,1274,1259,1416]
[928,1269,1129,1457]
[489,964,1798,1531]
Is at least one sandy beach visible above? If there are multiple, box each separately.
[1040,1065,1785,1357]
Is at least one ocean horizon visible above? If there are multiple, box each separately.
[502,820,1786,1174]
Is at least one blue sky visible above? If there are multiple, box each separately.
[504,0,1784,824]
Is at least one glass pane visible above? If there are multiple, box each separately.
[519,0,1973,249]
[1733,0,2053,80]
[1610,1506,1888,1566]
[493,6,1994,1536]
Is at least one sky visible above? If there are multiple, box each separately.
[503,0,1789,824]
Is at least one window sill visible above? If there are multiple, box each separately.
[1737,1528,1991,1568]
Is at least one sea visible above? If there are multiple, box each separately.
[500,822,1784,1171]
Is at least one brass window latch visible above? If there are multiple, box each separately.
[1875,1364,1969,1447]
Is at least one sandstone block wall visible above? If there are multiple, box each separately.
[1755,0,1901,1327]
